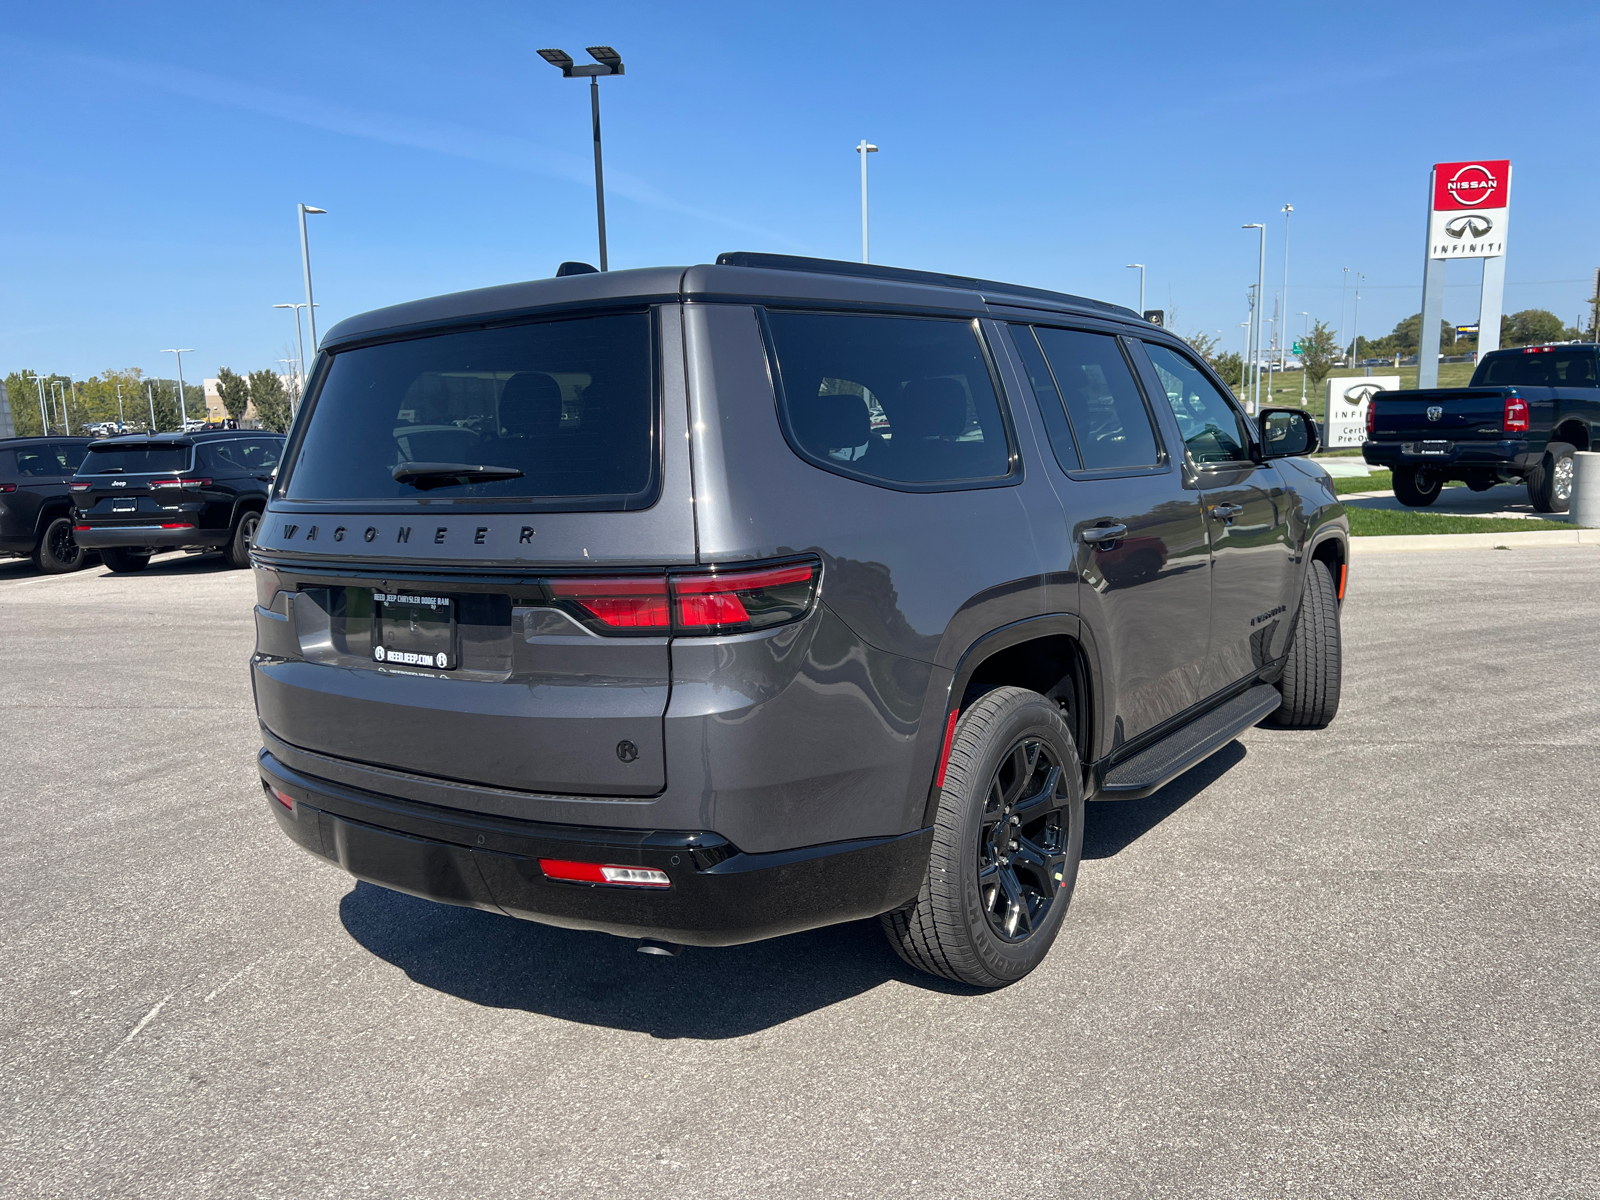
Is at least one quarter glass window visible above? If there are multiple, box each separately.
[766,312,1011,487]
[1143,344,1252,465]
[1032,328,1162,470]
[1007,325,1080,472]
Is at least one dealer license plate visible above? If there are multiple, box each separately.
[373,590,455,669]
[1403,440,1451,456]
[112,502,136,512]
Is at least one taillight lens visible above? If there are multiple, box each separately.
[1365,398,1376,438]
[539,859,671,888]
[543,560,820,636]
[0,484,14,494]
[67,482,91,492]
[673,562,819,632]
[549,577,670,630]
[1503,394,1529,433]
[149,477,212,490]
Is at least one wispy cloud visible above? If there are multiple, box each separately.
[11,37,804,249]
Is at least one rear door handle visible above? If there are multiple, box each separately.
[1079,523,1128,545]
[1210,503,1244,523]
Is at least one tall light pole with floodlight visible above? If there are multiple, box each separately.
[537,46,626,271]
[1279,203,1293,371]
[1243,223,1266,413]
[27,374,47,434]
[298,204,327,350]
[856,140,878,263]
[274,302,315,396]
[1126,264,1145,317]
[162,349,194,429]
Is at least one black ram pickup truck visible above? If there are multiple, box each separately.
[1363,344,1600,511]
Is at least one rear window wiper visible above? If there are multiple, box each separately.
[391,462,526,491]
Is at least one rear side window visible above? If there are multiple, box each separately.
[15,445,71,476]
[55,442,89,471]
[1032,328,1163,470]
[765,311,1012,488]
[283,313,655,508]
[78,444,191,474]
[1474,351,1599,388]
[200,438,283,473]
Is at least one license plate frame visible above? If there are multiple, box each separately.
[374,591,456,669]
[1403,440,1452,457]
[111,501,136,513]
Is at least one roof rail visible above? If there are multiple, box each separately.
[714,251,1133,318]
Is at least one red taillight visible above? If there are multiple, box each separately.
[672,562,819,632]
[538,859,671,888]
[159,522,195,529]
[149,477,212,490]
[68,482,91,492]
[1365,398,1376,438]
[549,577,670,629]
[1503,395,1529,433]
[0,484,14,493]
[271,787,294,812]
[73,524,90,531]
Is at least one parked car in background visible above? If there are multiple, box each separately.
[250,251,1347,988]
[1364,344,1600,510]
[0,436,95,573]
[70,430,285,572]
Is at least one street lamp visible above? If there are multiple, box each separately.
[162,349,194,430]
[1279,203,1293,371]
[1338,267,1349,366]
[298,204,327,350]
[1352,272,1364,369]
[146,383,156,431]
[537,45,626,272]
[26,374,48,435]
[856,140,879,263]
[1126,264,1145,317]
[1243,224,1266,414]
[1237,322,1250,398]
[273,302,316,399]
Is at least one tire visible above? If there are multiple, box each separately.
[31,516,85,574]
[1392,464,1441,507]
[226,510,260,569]
[101,547,150,574]
[1270,560,1341,729]
[1527,443,1574,514]
[881,686,1084,989]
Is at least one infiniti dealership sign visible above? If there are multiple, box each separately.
[1427,159,1511,259]
[1324,376,1400,448]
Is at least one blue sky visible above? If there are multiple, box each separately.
[4,0,1598,380]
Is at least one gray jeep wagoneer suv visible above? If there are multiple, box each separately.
[252,253,1346,987]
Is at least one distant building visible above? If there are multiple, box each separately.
[203,374,298,425]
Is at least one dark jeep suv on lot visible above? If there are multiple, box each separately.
[72,430,285,572]
[251,253,1347,987]
[0,436,95,573]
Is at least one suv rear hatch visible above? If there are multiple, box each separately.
[251,307,699,798]
[1369,388,1518,444]
[71,440,198,528]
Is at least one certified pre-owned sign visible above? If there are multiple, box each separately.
[1428,159,1511,260]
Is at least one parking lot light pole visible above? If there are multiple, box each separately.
[162,349,193,430]
[1280,203,1293,371]
[1237,322,1250,398]
[1244,224,1266,412]
[1339,267,1350,366]
[1352,272,1364,367]
[115,383,125,429]
[26,374,47,435]
[146,383,156,431]
[1126,264,1145,317]
[1297,311,1310,404]
[537,46,625,271]
[50,382,65,434]
[274,302,314,397]
[857,140,878,263]
[298,205,327,350]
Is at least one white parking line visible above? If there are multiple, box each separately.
[104,993,174,1062]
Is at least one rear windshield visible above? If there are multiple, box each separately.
[283,312,656,508]
[1473,351,1599,388]
[78,444,192,474]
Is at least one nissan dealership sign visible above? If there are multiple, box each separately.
[1427,159,1511,260]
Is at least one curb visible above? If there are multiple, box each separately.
[1351,528,1600,553]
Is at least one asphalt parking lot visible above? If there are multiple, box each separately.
[3,546,1597,1199]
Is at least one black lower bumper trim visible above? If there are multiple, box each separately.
[75,524,230,551]
[259,750,932,947]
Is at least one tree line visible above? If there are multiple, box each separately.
[1352,308,1585,362]
[4,367,294,437]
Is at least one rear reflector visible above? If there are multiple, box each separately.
[1338,562,1348,600]
[270,787,295,812]
[1503,395,1529,433]
[539,859,671,888]
[159,522,196,529]
[73,525,90,532]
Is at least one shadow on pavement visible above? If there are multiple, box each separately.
[339,882,976,1037]
[1082,740,1246,859]
[122,552,236,577]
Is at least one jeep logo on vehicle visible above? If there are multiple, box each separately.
[1427,405,1444,422]
[1445,214,1493,240]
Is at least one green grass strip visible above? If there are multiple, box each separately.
[1348,509,1572,537]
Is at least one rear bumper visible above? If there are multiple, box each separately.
[74,523,230,551]
[1362,440,1536,473]
[258,750,932,948]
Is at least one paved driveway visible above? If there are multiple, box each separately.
[2,546,1596,1198]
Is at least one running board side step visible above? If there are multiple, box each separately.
[1096,684,1281,801]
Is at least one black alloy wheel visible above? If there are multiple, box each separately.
[33,516,85,574]
[977,738,1070,942]
[227,510,260,569]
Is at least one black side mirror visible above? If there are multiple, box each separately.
[1257,407,1320,459]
